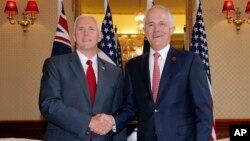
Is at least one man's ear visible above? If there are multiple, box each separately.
[170,26,175,35]
[98,32,103,42]
[72,33,76,42]
[143,27,149,40]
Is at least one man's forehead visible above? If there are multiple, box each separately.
[77,20,97,27]
[77,24,97,29]
[146,19,168,23]
[146,13,168,22]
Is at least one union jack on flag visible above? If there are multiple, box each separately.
[190,0,216,140]
[51,0,72,56]
[99,2,122,67]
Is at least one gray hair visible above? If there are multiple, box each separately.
[73,14,101,33]
[143,5,175,27]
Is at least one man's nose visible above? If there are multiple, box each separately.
[154,25,161,32]
[83,30,89,35]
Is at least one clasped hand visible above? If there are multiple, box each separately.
[89,114,115,135]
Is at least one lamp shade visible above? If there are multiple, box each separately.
[4,1,18,14]
[222,0,235,13]
[25,1,39,14]
[245,1,250,14]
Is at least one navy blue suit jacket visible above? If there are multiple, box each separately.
[113,47,213,141]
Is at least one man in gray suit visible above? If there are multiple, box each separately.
[39,14,125,141]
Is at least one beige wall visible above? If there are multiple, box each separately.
[203,0,250,118]
[0,0,74,120]
[0,0,249,120]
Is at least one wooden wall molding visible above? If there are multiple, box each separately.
[215,119,250,139]
[0,120,47,140]
[0,119,250,140]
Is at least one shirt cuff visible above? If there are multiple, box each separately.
[112,124,117,133]
[111,116,117,133]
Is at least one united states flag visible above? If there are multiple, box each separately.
[51,0,72,56]
[99,2,122,67]
[190,0,216,140]
[114,26,122,68]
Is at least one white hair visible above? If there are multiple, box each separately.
[143,5,175,27]
[73,14,101,33]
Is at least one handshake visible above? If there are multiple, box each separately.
[88,114,115,135]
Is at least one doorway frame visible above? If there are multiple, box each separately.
[73,0,195,50]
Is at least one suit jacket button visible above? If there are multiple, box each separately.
[154,109,159,112]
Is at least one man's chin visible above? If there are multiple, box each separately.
[151,44,166,50]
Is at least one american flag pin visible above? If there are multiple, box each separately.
[171,56,177,62]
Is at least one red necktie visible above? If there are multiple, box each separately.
[152,52,160,103]
[86,60,96,105]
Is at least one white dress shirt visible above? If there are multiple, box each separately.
[76,50,98,82]
[149,45,170,89]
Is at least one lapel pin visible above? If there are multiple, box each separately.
[171,56,177,62]
[102,66,105,70]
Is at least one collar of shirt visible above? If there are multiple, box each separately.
[76,50,98,82]
[149,44,170,88]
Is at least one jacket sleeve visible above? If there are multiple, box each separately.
[112,64,137,133]
[189,55,213,141]
[111,68,127,141]
[39,59,91,139]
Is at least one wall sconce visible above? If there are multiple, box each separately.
[222,0,250,31]
[4,1,39,32]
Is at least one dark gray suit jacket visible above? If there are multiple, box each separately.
[39,52,126,141]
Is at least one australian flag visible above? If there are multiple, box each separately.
[51,0,72,56]
[99,2,122,67]
[190,0,216,140]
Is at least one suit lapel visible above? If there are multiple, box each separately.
[94,58,106,104]
[69,52,92,106]
[156,47,178,104]
[141,52,152,101]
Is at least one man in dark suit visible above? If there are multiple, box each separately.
[39,14,125,141]
[95,5,214,141]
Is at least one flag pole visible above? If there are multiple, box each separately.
[104,0,108,12]
[147,0,154,10]
[115,25,118,49]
